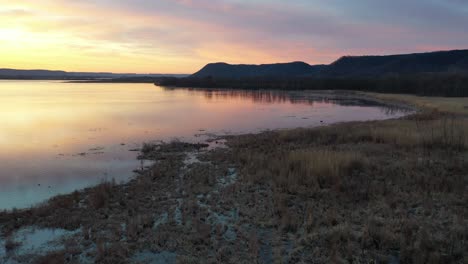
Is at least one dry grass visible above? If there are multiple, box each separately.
[4,236,20,253]
[348,114,467,151]
[226,110,468,262]
[233,111,467,196]
[126,214,154,242]
[236,145,364,193]
[284,150,364,190]
[1,99,466,263]
[366,92,468,116]
[35,251,66,264]
[88,180,115,209]
[274,111,468,151]
[95,240,129,264]
[47,190,81,210]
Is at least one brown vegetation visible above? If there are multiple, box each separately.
[224,110,467,262]
[35,251,66,264]
[4,236,20,253]
[88,180,115,209]
[368,92,468,116]
[0,109,467,263]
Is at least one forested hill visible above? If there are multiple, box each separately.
[192,62,326,78]
[192,49,468,78]
[321,49,468,77]
[155,50,468,96]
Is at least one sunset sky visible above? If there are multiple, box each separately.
[1,0,467,73]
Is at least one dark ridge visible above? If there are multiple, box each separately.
[0,68,188,80]
[191,49,468,79]
[192,61,326,78]
[155,50,468,97]
[322,49,468,77]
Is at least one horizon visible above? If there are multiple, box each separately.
[3,48,467,75]
[2,0,468,74]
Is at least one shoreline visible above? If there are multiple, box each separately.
[1,93,467,263]
[0,90,412,212]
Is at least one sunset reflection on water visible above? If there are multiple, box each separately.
[0,81,407,209]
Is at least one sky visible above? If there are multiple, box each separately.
[1,0,467,74]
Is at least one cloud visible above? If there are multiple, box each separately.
[0,8,33,17]
[1,0,467,73]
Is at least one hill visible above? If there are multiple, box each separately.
[191,49,468,79]
[322,49,468,77]
[192,61,326,78]
[155,50,468,96]
[0,69,187,80]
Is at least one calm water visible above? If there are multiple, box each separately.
[0,81,407,209]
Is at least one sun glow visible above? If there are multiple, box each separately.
[0,0,466,73]
[0,28,26,41]
[0,1,341,73]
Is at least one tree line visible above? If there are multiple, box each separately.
[155,73,468,97]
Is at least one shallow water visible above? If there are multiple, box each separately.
[0,226,80,262]
[0,81,408,209]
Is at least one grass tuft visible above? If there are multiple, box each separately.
[286,149,364,190]
[88,180,115,209]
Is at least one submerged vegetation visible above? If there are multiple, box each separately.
[0,96,467,263]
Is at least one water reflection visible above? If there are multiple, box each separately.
[168,87,410,111]
[0,81,409,209]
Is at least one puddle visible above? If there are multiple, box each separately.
[132,250,177,264]
[217,168,237,187]
[0,226,79,262]
[153,212,169,230]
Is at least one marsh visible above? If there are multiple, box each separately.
[0,81,408,209]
